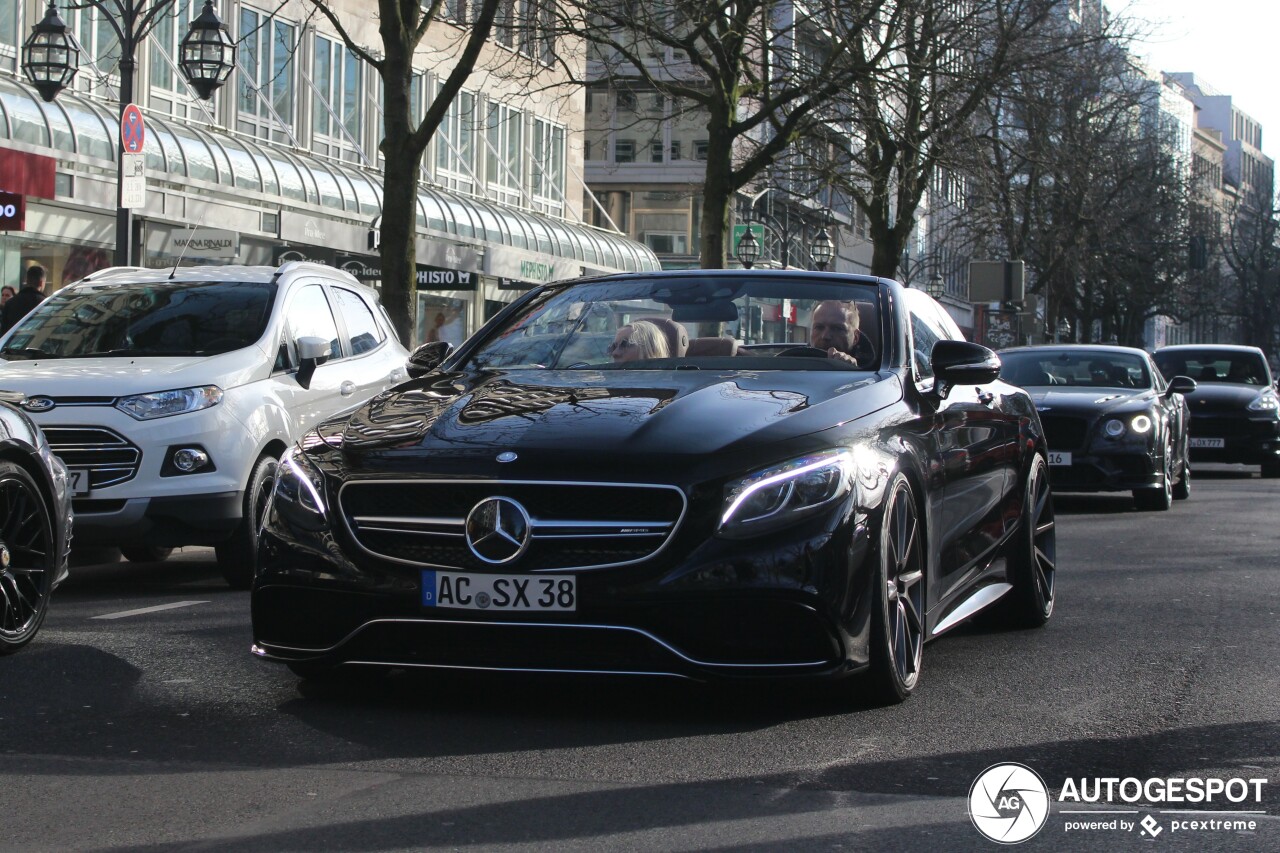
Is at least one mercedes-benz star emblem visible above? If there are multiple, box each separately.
[465,496,531,564]
[21,396,56,412]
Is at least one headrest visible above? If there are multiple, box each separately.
[646,316,689,356]
[687,336,739,357]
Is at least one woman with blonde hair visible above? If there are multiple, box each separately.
[609,319,670,363]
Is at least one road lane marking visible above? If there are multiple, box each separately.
[93,601,210,620]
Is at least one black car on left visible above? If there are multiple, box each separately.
[251,271,1056,705]
[998,345,1194,510]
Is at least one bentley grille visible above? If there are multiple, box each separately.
[1038,415,1090,451]
[339,480,687,571]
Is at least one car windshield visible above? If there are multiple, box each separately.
[1152,350,1270,386]
[461,276,881,370]
[0,280,276,360]
[1000,349,1153,389]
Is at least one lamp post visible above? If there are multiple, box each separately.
[735,222,761,269]
[928,273,946,299]
[810,226,835,271]
[22,1,235,266]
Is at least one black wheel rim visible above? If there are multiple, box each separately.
[0,472,55,645]
[885,486,924,687]
[252,462,277,533]
[1030,461,1056,610]
[1163,441,1173,501]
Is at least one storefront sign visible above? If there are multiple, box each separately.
[335,253,476,290]
[169,227,238,259]
[486,244,573,284]
[273,245,336,265]
[0,191,25,230]
[0,149,56,199]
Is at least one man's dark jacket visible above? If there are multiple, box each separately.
[1,287,45,333]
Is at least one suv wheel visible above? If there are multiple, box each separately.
[216,454,278,589]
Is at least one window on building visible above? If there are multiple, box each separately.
[669,140,682,161]
[694,140,709,161]
[445,0,469,23]
[650,141,664,163]
[615,139,635,163]
[67,5,122,96]
[532,118,565,215]
[496,0,517,49]
[312,34,364,162]
[486,102,525,205]
[148,1,201,118]
[238,7,298,143]
[0,2,18,73]
[644,232,688,254]
[434,86,477,194]
[616,90,638,112]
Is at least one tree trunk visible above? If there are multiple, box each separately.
[699,123,735,269]
[380,139,419,346]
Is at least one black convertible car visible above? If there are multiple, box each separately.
[251,271,1055,703]
[0,394,74,653]
[998,345,1194,510]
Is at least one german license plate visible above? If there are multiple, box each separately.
[422,570,577,612]
[1190,438,1224,448]
[1047,452,1072,466]
[68,469,91,496]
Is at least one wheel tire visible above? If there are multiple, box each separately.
[1172,454,1191,500]
[0,462,58,654]
[1133,439,1174,511]
[1261,460,1280,479]
[120,545,174,563]
[215,454,278,590]
[865,476,925,704]
[1002,454,1056,629]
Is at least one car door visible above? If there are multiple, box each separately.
[327,285,407,404]
[914,302,1020,602]
[278,281,347,430]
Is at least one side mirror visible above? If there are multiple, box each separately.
[931,340,1001,398]
[1167,375,1197,396]
[407,340,452,378]
[295,336,331,390]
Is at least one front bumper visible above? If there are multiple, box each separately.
[1186,414,1280,465]
[1046,449,1162,493]
[71,491,243,547]
[250,498,876,682]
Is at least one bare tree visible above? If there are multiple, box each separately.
[303,0,504,342]
[1222,186,1280,354]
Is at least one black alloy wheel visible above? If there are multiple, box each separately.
[1172,439,1191,501]
[216,454,278,589]
[0,462,57,654]
[1133,437,1174,511]
[1003,454,1056,628]
[867,476,925,704]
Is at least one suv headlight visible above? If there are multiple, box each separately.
[1247,388,1278,412]
[718,450,853,537]
[116,386,223,420]
[272,446,329,531]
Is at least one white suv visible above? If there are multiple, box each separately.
[0,261,408,587]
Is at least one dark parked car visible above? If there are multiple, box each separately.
[251,272,1055,704]
[1152,345,1280,478]
[0,393,73,653]
[998,345,1194,510]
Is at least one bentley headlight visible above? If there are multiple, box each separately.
[1247,389,1278,412]
[719,450,853,537]
[1104,419,1126,438]
[272,445,330,531]
[116,386,223,420]
[1130,414,1152,433]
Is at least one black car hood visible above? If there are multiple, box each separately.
[1027,387,1158,416]
[337,368,900,463]
[1180,382,1266,408]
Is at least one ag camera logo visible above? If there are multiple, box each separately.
[969,762,1051,844]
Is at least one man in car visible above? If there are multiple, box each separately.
[811,300,875,367]
[1,264,47,334]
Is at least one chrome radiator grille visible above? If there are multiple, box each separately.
[339,479,687,571]
[42,426,141,489]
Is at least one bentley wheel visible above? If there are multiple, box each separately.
[1133,439,1173,511]
[216,454,278,590]
[1003,454,1056,628]
[0,462,57,654]
[1172,453,1191,500]
[866,476,924,704]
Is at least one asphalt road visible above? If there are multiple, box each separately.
[2,465,1277,851]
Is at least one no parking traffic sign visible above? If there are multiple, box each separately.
[121,104,146,153]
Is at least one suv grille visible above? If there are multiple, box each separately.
[339,480,687,571]
[42,426,142,489]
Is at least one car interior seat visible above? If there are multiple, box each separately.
[686,336,740,357]
[1199,365,1219,382]
[645,317,689,357]
[855,300,880,360]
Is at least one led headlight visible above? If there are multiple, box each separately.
[116,386,223,420]
[1247,389,1278,412]
[1130,414,1153,433]
[719,450,853,537]
[272,446,329,531]
[1104,419,1126,438]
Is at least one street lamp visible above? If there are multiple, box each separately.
[735,224,761,269]
[928,273,946,299]
[22,0,235,266]
[810,226,835,271]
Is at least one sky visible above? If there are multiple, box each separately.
[1120,0,1279,157]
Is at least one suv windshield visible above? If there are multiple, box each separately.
[0,280,276,360]
[462,276,881,370]
[1153,349,1272,386]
